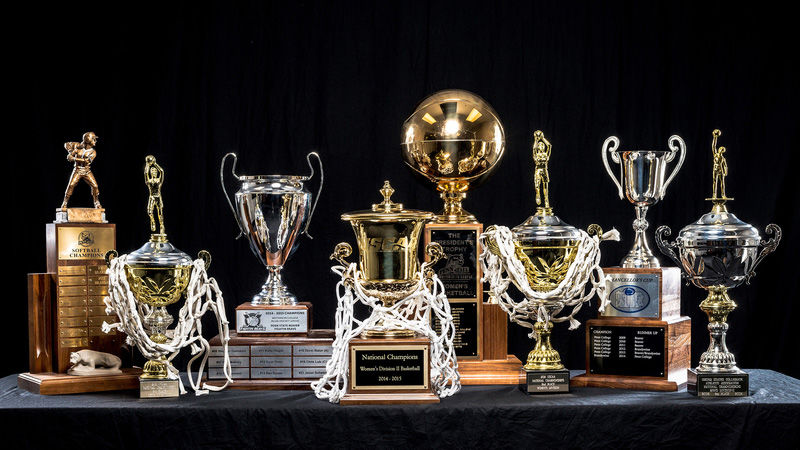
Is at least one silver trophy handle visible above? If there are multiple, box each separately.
[601,136,623,200]
[302,151,324,239]
[746,224,782,283]
[661,135,686,199]
[655,225,682,268]
[220,152,246,239]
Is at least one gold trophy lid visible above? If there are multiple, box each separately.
[341,181,434,222]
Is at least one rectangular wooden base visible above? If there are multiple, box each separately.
[570,373,682,392]
[17,368,142,395]
[458,355,525,385]
[339,391,440,405]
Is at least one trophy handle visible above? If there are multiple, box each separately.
[423,242,446,287]
[198,250,212,270]
[330,242,353,266]
[302,151,324,239]
[601,136,623,200]
[661,135,686,199]
[104,250,118,268]
[220,153,246,240]
[654,225,682,267]
[746,224,782,284]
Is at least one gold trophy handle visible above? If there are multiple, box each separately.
[601,136,623,200]
[302,151,324,239]
[330,242,353,266]
[220,152,246,240]
[198,250,212,270]
[746,224,782,284]
[104,250,118,268]
[654,225,682,268]
[587,224,603,238]
[661,135,686,199]
[423,242,446,287]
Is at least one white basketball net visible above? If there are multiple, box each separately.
[480,226,619,334]
[311,262,460,403]
[103,254,234,395]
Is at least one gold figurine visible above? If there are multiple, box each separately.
[532,130,552,215]
[711,129,729,201]
[144,155,166,237]
[61,132,101,209]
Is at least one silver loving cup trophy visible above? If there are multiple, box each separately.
[221,152,323,305]
[602,135,686,268]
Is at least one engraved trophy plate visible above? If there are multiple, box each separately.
[589,325,667,377]
[349,343,429,391]
[601,267,681,320]
[523,369,570,394]
[236,307,309,334]
[139,378,180,398]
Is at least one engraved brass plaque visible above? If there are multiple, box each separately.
[88,275,108,285]
[87,285,108,296]
[349,344,429,391]
[57,226,115,261]
[59,317,88,327]
[59,297,88,307]
[60,328,88,338]
[58,275,86,286]
[60,337,88,347]
[86,265,107,275]
[59,286,87,296]
[59,306,87,317]
[88,316,117,327]
[87,306,107,316]
[58,265,86,275]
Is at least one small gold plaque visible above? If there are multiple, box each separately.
[88,316,117,326]
[57,226,115,261]
[60,337,89,347]
[59,317,88,327]
[59,297,88,307]
[87,265,107,275]
[87,306,107,316]
[87,295,107,306]
[58,265,86,275]
[58,275,86,287]
[60,328,88,338]
[59,286,87,296]
[88,285,108,296]
[88,275,108,285]
[59,306,87,317]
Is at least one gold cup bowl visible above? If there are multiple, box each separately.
[401,89,505,224]
[331,181,443,338]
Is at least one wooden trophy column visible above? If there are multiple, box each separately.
[571,267,691,391]
[19,216,141,395]
[425,224,524,385]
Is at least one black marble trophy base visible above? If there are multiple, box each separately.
[521,368,570,394]
[688,368,749,397]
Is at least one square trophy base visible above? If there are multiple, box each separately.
[235,302,312,336]
[687,368,749,397]
[455,303,525,385]
[339,335,439,405]
[54,208,107,224]
[521,368,571,394]
[139,377,180,398]
[203,329,334,390]
[17,368,142,395]
[570,316,691,392]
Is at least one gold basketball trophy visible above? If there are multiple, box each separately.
[104,156,233,398]
[656,130,782,396]
[401,90,518,384]
[482,131,616,394]
[313,181,459,404]
[18,132,133,395]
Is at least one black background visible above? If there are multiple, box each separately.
[7,1,799,379]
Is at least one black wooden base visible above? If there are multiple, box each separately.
[687,368,749,397]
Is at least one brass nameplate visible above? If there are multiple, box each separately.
[350,344,429,391]
[57,226,114,261]
[58,275,86,287]
[139,378,180,398]
[58,266,86,275]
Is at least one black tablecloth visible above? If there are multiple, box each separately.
[2,369,799,449]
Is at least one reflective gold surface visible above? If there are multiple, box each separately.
[61,132,101,209]
[401,90,505,223]
[124,266,192,308]
[144,155,167,240]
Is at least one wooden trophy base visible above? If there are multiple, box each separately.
[340,336,439,405]
[571,316,691,392]
[17,368,142,395]
[235,302,312,336]
[458,303,525,385]
[204,329,334,390]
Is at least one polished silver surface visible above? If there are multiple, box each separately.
[602,135,686,268]
[221,152,323,305]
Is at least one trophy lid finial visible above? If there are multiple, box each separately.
[144,155,168,243]
[532,130,554,217]
[706,129,733,213]
[373,180,404,212]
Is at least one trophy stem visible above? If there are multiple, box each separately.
[436,191,477,224]
[524,321,564,370]
[253,266,298,306]
[697,287,739,373]
[622,205,661,268]
[144,306,173,345]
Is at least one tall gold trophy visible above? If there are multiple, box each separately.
[401,90,518,384]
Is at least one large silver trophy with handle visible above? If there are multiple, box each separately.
[602,135,685,268]
[221,152,323,335]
